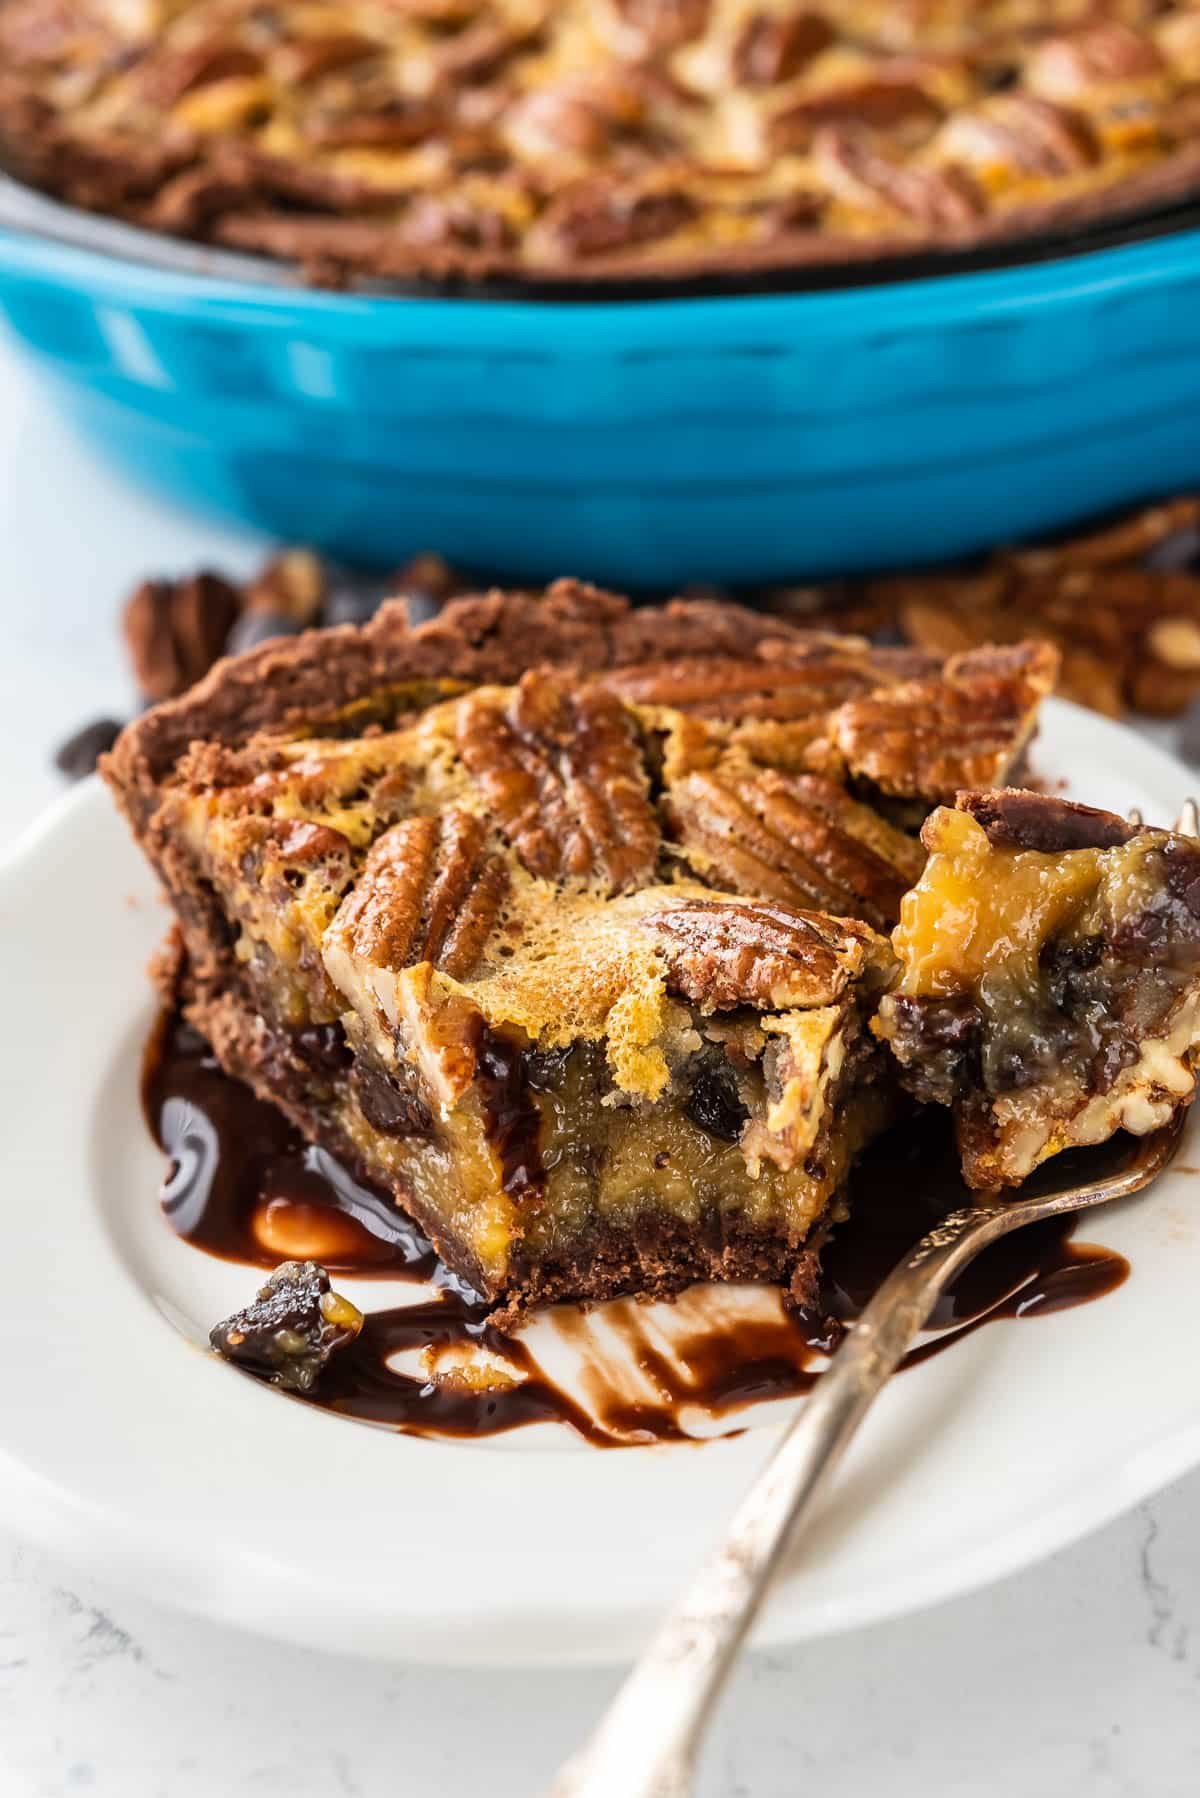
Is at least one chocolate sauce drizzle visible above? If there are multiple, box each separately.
[143,1015,439,1281]
[144,1013,1129,1447]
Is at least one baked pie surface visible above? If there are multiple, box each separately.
[104,581,1051,1309]
[876,787,1200,1188]
[5,0,1200,283]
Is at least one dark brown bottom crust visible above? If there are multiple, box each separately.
[504,1220,822,1327]
[177,957,824,1318]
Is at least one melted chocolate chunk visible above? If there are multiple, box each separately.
[294,1021,354,1074]
[352,1061,432,1136]
[524,1044,573,1091]
[476,1027,544,1201]
[1091,1034,1140,1091]
[685,1057,749,1142]
[1163,839,1200,922]
[879,993,981,1106]
[1041,935,1103,984]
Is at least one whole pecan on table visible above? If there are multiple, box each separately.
[57,546,475,780]
[122,547,473,700]
[122,568,244,703]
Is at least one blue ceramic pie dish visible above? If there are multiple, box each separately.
[2,178,1200,585]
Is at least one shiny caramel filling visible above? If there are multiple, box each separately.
[892,809,1106,997]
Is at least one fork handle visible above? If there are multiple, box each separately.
[546,1197,1015,1798]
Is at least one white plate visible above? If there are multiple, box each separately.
[4,697,1200,1668]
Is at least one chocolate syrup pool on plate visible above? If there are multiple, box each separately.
[143,1013,1129,1446]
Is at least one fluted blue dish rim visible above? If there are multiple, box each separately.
[6,170,1200,583]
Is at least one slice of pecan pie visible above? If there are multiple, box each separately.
[104,581,1053,1310]
[875,789,1200,1189]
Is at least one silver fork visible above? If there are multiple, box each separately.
[546,799,1198,1798]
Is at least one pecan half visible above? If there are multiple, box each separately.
[956,788,1137,855]
[122,571,243,702]
[773,79,943,153]
[304,97,444,149]
[506,86,614,158]
[430,17,543,84]
[935,95,1097,178]
[664,764,922,930]
[279,33,379,85]
[835,488,1200,721]
[732,9,834,86]
[140,43,263,109]
[171,72,275,133]
[456,672,658,891]
[402,193,515,253]
[1026,22,1166,104]
[644,898,882,1010]
[272,819,355,865]
[814,125,982,229]
[611,0,710,54]
[539,183,696,258]
[1158,8,1200,83]
[244,549,326,626]
[1005,495,1200,575]
[597,647,889,724]
[329,809,508,980]
[825,640,1059,800]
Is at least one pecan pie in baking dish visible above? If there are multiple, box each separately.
[103,582,1055,1311]
[6,0,1200,283]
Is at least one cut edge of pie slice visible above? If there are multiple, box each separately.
[874,787,1200,1189]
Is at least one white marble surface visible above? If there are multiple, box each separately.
[2,336,1200,1798]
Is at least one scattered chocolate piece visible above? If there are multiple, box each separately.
[225,547,327,654]
[225,607,303,656]
[351,1060,433,1138]
[210,1260,363,1393]
[323,565,393,627]
[1146,524,1200,573]
[53,716,123,780]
